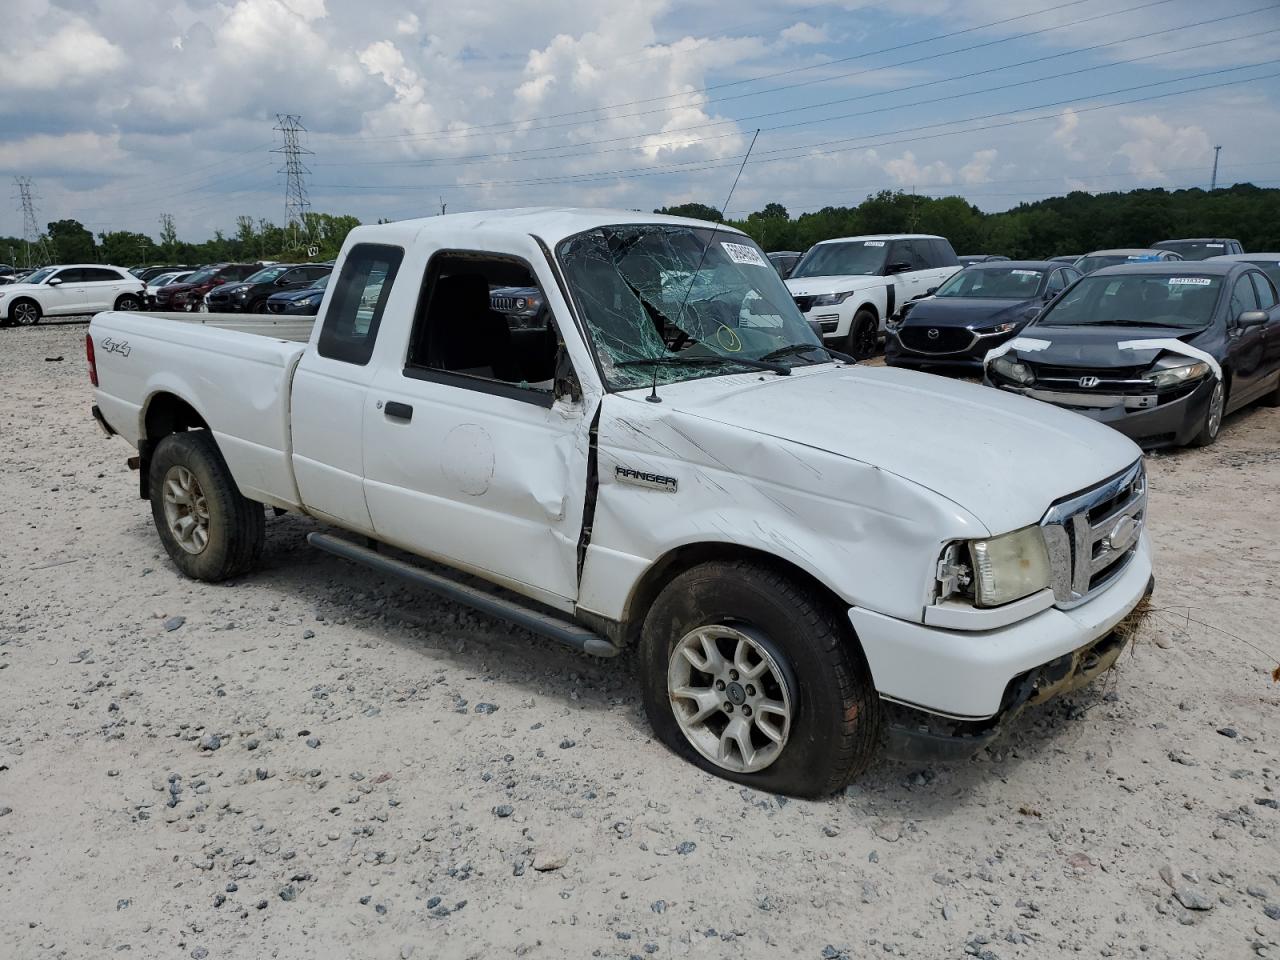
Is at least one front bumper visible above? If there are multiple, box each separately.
[884,328,1006,370]
[849,532,1152,722]
[993,376,1214,448]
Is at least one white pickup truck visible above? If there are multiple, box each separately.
[88,208,1153,796]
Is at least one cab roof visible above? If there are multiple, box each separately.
[345,207,750,250]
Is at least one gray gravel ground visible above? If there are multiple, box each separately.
[1,320,1278,960]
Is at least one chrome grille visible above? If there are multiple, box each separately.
[1040,460,1146,608]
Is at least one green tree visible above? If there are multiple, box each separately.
[654,202,723,222]
[99,231,157,266]
[46,219,97,263]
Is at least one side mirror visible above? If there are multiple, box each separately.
[924,286,938,296]
[1023,306,1041,320]
[885,261,911,275]
[1238,309,1267,328]
[47,277,62,286]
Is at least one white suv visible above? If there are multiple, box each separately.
[786,235,962,358]
[0,264,145,327]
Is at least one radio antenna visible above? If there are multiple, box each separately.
[647,128,760,404]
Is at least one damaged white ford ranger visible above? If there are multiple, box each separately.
[88,209,1153,796]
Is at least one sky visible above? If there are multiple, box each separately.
[1,0,1278,242]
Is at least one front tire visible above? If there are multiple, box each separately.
[10,298,41,326]
[639,560,881,797]
[1188,379,1225,447]
[149,431,265,581]
[115,293,141,311]
[846,308,879,361]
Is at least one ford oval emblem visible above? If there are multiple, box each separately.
[1104,515,1140,553]
[927,328,939,339]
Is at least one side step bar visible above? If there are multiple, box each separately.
[307,533,621,658]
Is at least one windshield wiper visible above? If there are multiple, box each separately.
[618,354,790,375]
[758,342,855,364]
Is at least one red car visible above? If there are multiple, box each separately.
[152,263,262,311]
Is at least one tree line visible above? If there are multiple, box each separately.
[658,183,1280,258]
[0,211,362,269]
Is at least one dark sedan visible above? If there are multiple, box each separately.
[957,254,1009,265]
[204,263,332,313]
[264,272,330,315]
[985,262,1280,448]
[885,261,1080,371]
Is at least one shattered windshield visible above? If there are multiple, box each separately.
[557,224,830,390]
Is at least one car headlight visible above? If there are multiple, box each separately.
[990,354,1034,385]
[294,296,314,307]
[969,526,1052,607]
[1143,356,1211,389]
[978,322,1018,336]
[811,290,856,307]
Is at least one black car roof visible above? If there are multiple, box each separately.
[1154,238,1238,243]
[1089,261,1242,277]
[964,259,1057,270]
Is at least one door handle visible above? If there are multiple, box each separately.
[384,401,413,422]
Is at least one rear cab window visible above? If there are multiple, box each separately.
[317,244,404,365]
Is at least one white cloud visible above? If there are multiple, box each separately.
[0,19,125,90]
[780,22,829,46]
[959,149,997,184]
[884,151,953,187]
[396,13,420,35]
[1115,114,1212,181]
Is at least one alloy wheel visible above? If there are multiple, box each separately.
[162,464,211,555]
[667,624,794,773]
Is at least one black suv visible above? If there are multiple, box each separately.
[203,263,333,313]
[1151,238,1244,260]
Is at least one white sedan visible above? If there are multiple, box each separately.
[0,264,145,327]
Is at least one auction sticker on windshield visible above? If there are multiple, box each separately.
[721,242,769,268]
[1168,277,1212,285]
[864,241,885,247]
[1011,269,1039,276]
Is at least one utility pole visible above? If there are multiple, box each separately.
[272,115,313,249]
[439,196,447,216]
[13,176,53,268]
[1210,145,1222,191]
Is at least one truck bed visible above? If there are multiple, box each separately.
[90,310,315,511]
[144,312,316,343]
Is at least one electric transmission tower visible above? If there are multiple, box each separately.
[272,114,313,249]
[13,177,53,268]
[1210,145,1222,191]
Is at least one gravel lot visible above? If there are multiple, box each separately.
[2,320,1278,960]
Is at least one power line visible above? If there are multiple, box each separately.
[313,17,1277,174]
[310,62,1280,194]
[329,0,1118,144]
[272,115,313,247]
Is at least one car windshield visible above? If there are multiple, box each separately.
[1076,253,1162,274]
[25,267,57,283]
[789,240,888,278]
[1154,241,1228,260]
[1241,259,1280,287]
[185,268,218,284]
[309,273,330,291]
[557,224,829,390]
[935,267,1045,299]
[1037,273,1221,330]
[245,265,291,284]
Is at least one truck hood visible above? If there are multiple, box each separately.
[785,275,883,298]
[651,364,1141,533]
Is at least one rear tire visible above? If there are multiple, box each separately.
[639,559,881,797]
[149,431,265,581]
[846,308,879,361]
[1187,379,1225,447]
[10,298,41,326]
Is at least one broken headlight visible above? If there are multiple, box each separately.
[1143,355,1211,389]
[970,526,1051,607]
[990,354,1034,385]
